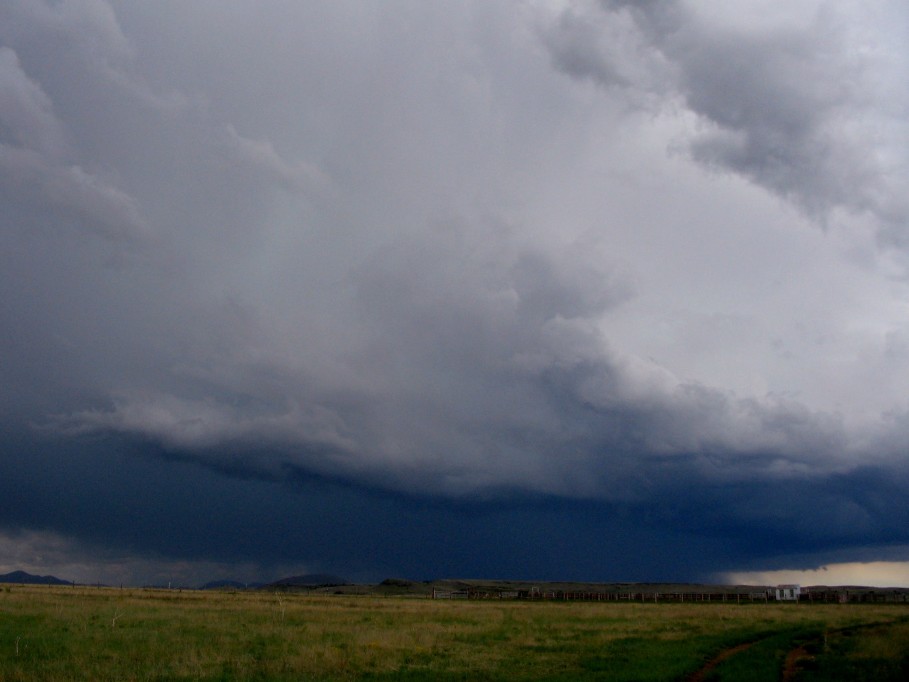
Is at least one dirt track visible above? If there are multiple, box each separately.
[686,640,758,681]
[781,643,813,681]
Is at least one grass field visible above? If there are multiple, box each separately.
[1,585,907,680]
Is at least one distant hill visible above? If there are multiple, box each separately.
[266,574,348,589]
[200,579,265,590]
[0,570,71,586]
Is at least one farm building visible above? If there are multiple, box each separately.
[775,584,801,601]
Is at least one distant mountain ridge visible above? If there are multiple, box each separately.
[200,579,265,590]
[267,573,348,588]
[0,570,71,585]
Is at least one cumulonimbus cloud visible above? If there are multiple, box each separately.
[0,45,146,242]
[3,0,907,507]
[3,0,909,586]
[544,0,909,240]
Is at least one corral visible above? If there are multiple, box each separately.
[430,581,909,604]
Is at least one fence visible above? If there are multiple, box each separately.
[431,587,909,604]
[433,588,770,603]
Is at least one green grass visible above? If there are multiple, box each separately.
[0,585,906,680]
[792,618,909,681]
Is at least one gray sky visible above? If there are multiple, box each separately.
[2,0,909,587]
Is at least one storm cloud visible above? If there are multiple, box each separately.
[546,0,909,234]
[2,0,909,584]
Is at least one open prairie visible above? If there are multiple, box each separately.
[0,584,907,680]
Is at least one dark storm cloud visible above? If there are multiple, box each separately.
[58,219,853,500]
[4,425,909,585]
[2,0,909,583]
[0,46,145,242]
[546,0,909,234]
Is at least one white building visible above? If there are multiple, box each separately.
[775,584,801,601]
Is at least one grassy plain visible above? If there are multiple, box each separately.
[0,584,907,680]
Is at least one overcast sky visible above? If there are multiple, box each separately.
[2,0,909,587]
